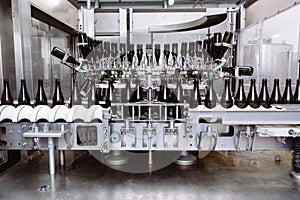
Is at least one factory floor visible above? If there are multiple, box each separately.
[0,150,300,200]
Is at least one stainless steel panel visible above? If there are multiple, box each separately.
[0,0,16,96]
[30,0,79,31]
[12,0,34,97]
[31,18,72,100]
[94,12,120,34]
[0,150,300,200]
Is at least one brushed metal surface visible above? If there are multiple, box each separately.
[0,151,299,200]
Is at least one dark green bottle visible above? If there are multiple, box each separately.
[35,79,48,106]
[18,79,30,106]
[269,79,281,105]
[70,79,81,106]
[234,79,247,108]
[88,79,96,107]
[293,79,300,104]
[164,44,170,64]
[137,44,143,66]
[259,79,270,108]
[1,80,14,105]
[129,79,144,118]
[281,78,293,104]
[155,44,161,65]
[247,79,260,108]
[204,80,217,109]
[189,79,201,109]
[221,79,233,108]
[52,79,65,107]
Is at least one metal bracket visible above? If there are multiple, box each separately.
[197,125,218,150]
[163,128,179,148]
[237,126,256,151]
[143,128,156,148]
[120,127,136,148]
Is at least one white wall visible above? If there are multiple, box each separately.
[239,2,300,87]
[245,0,299,26]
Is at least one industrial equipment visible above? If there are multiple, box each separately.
[0,0,300,179]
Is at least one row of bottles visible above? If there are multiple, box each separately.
[0,77,116,109]
[1,79,64,107]
[3,77,300,110]
[201,78,300,109]
[78,31,233,64]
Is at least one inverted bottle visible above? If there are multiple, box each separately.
[247,79,260,108]
[1,80,14,105]
[35,79,48,106]
[18,79,30,106]
[221,79,233,108]
[293,79,300,104]
[204,80,217,109]
[270,79,281,105]
[189,79,201,109]
[70,79,81,106]
[282,78,293,104]
[137,44,143,66]
[154,44,161,66]
[52,79,65,107]
[234,79,247,109]
[259,79,270,108]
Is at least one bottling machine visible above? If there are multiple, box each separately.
[0,0,300,177]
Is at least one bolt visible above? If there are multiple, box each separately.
[275,154,281,162]
[288,129,294,135]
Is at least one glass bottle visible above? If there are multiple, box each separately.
[18,79,30,106]
[293,79,300,104]
[136,44,143,66]
[221,79,233,108]
[172,43,178,64]
[189,79,201,109]
[70,79,81,106]
[96,86,106,106]
[1,79,14,105]
[269,79,281,105]
[121,79,131,103]
[163,44,170,64]
[212,32,222,59]
[119,43,126,63]
[219,31,233,58]
[127,44,134,65]
[204,80,217,109]
[52,79,65,107]
[154,44,161,66]
[88,79,96,107]
[235,79,247,108]
[181,42,187,65]
[195,40,202,58]
[146,44,152,66]
[129,79,144,118]
[102,79,114,109]
[188,42,195,57]
[259,79,270,108]
[157,79,177,118]
[281,78,293,104]
[35,79,48,106]
[247,79,260,108]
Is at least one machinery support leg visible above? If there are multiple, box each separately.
[105,150,128,166]
[48,137,55,175]
[175,151,196,166]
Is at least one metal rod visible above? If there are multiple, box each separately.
[59,150,65,166]
[48,137,55,175]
